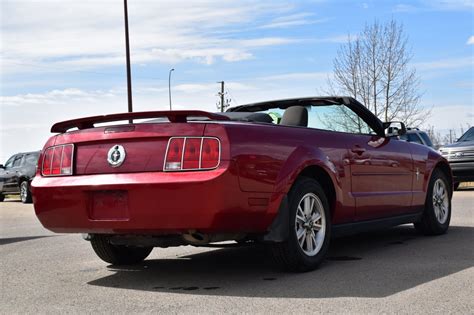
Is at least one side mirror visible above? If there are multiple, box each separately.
[383,121,407,137]
[0,164,4,169]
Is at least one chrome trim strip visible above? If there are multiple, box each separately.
[181,138,187,171]
[199,137,204,169]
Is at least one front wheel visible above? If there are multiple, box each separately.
[20,181,33,204]
[270,177,331,272]
[90,235,153,265]
[414,169,451,235]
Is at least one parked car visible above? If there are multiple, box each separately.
[0,151,40,203]
[439,127,474,190]
[399,128,434,148]
[32,97,452,272]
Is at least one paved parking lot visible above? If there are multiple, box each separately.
[1,190,473,314]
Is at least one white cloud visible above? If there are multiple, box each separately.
[260,13,328,29]
[393,4,419,12]
[1,0,299,72]
[415,56,473,71]
[423,0,474,10]
[467,36,474,45]
[394,1,474,13]
[423,105,474,130]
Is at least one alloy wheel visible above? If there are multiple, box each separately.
[294,192,326,256]
[432,178,449,224]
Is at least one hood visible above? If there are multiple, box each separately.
[439,140,474,151]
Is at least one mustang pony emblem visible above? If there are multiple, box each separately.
[107,145,126,167]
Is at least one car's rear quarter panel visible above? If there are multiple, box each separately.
[221,123,355,224]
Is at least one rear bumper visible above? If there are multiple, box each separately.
[449,161,474,182]
[31,162,282,235]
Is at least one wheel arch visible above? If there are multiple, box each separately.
[295,165,337,219]
[18,176,30,186]
[265,149,340,243]
[432,160,453,197]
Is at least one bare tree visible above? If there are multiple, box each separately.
[328,20,429,127]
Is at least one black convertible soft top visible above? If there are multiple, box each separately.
[227,96,385,137]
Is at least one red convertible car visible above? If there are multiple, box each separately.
[32,97,452,271]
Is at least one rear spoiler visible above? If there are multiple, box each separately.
[51,110,230,133]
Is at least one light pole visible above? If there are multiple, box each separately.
[168,68,175,110]
[123,0,133,122]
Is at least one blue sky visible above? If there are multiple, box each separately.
[1,0,473,160]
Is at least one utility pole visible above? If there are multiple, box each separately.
[168,68,174,110]
[218,81,225,112]
[217,81,231,112]
[123,0,133,123]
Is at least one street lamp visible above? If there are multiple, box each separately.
[123,0,133,122]
[168,68,175,110]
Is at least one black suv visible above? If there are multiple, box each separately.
[439,127,474,189]
[0,151,40,203]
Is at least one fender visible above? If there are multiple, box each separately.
[426,152,453,195]
[265,145,344,242]
[273,145,343,195]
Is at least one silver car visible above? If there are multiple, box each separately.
[439,127,474,189]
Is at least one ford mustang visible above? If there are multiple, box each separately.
[32,97,452,271]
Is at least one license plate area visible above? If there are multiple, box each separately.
[88,190,129,220]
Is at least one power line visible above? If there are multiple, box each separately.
[226,86,239,106]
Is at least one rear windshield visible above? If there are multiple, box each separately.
[25,153,40,165]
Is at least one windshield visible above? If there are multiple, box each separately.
[419,132,434,147]
[458,127,474,142]
[262,104,377,135]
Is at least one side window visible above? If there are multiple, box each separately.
[12,155,23,167]
[307,104,377,135]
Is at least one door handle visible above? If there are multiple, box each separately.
[351,146,366,155]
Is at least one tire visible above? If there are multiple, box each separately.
[414,169,451,235]
[270,177,331,272]
[453,182,460,191]
[90,235,153,265]
[0,194,4,202]
[20,181,33,204]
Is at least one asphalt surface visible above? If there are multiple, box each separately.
[1,190,473,314]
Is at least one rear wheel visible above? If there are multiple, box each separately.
[0,194,4,202]
[90,235,153,265]
[20,181,32,204]
[414,169,451,235]
[270,177,331,272]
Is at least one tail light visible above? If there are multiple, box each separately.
[41,144,74,176]
[164,137,220,171]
